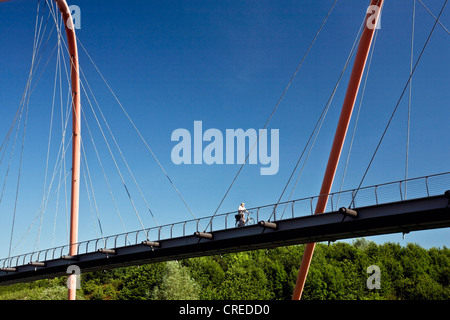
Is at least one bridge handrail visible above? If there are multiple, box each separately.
[1,172,448,269]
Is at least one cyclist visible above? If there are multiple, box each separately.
[237,202,248,227]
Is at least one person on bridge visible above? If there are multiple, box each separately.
[237,202,249,227]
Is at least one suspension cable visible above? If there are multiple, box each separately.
[80,139,105,243]
[275,11,368,221]
[5,0,49,257]
[405,0,416,199]
[76,39,198,222]
[46,1,149,236]
[79,77,147,234]
[349,0,448,208]
[418,0,450,35]
[6,1,67,254]
[78,65,160,229]
[204,0,339,229]
[80,99,128,235]
[9,97,30,257]
[335,28,379,209]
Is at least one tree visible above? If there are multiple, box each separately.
[1,239,448,300]
[151,261,200,300]
[118,263,165,300]
[182,256,225,299]
[219,252,272,300]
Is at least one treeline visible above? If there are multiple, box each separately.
[0,239,448,300]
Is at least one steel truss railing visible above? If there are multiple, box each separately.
[1,172,449,269]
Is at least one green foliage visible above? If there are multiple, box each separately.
[0,239,448,300]
[218,251,272,300]
[181,256,225,299]
[117,263,165,300]
[151,261,200,300]
[0,278,83,300]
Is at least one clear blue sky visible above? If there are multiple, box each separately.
[0,0,449,259]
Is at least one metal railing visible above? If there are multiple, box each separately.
[1,172,449,269]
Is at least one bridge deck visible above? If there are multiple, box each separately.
[1,192,449,285]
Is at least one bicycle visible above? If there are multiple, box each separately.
[235,210,255,227]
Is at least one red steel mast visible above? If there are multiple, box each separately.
[292,0,384,300]
[54,0,81,301]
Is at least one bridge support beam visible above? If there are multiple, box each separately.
[62,255,78,261]
[142,241,161,248]
[259,221,278,229]
[339,207,358,217]
[98,248,116,255]
[194,232,214,240]
[28,262,46,267]
[292,0,384,300]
